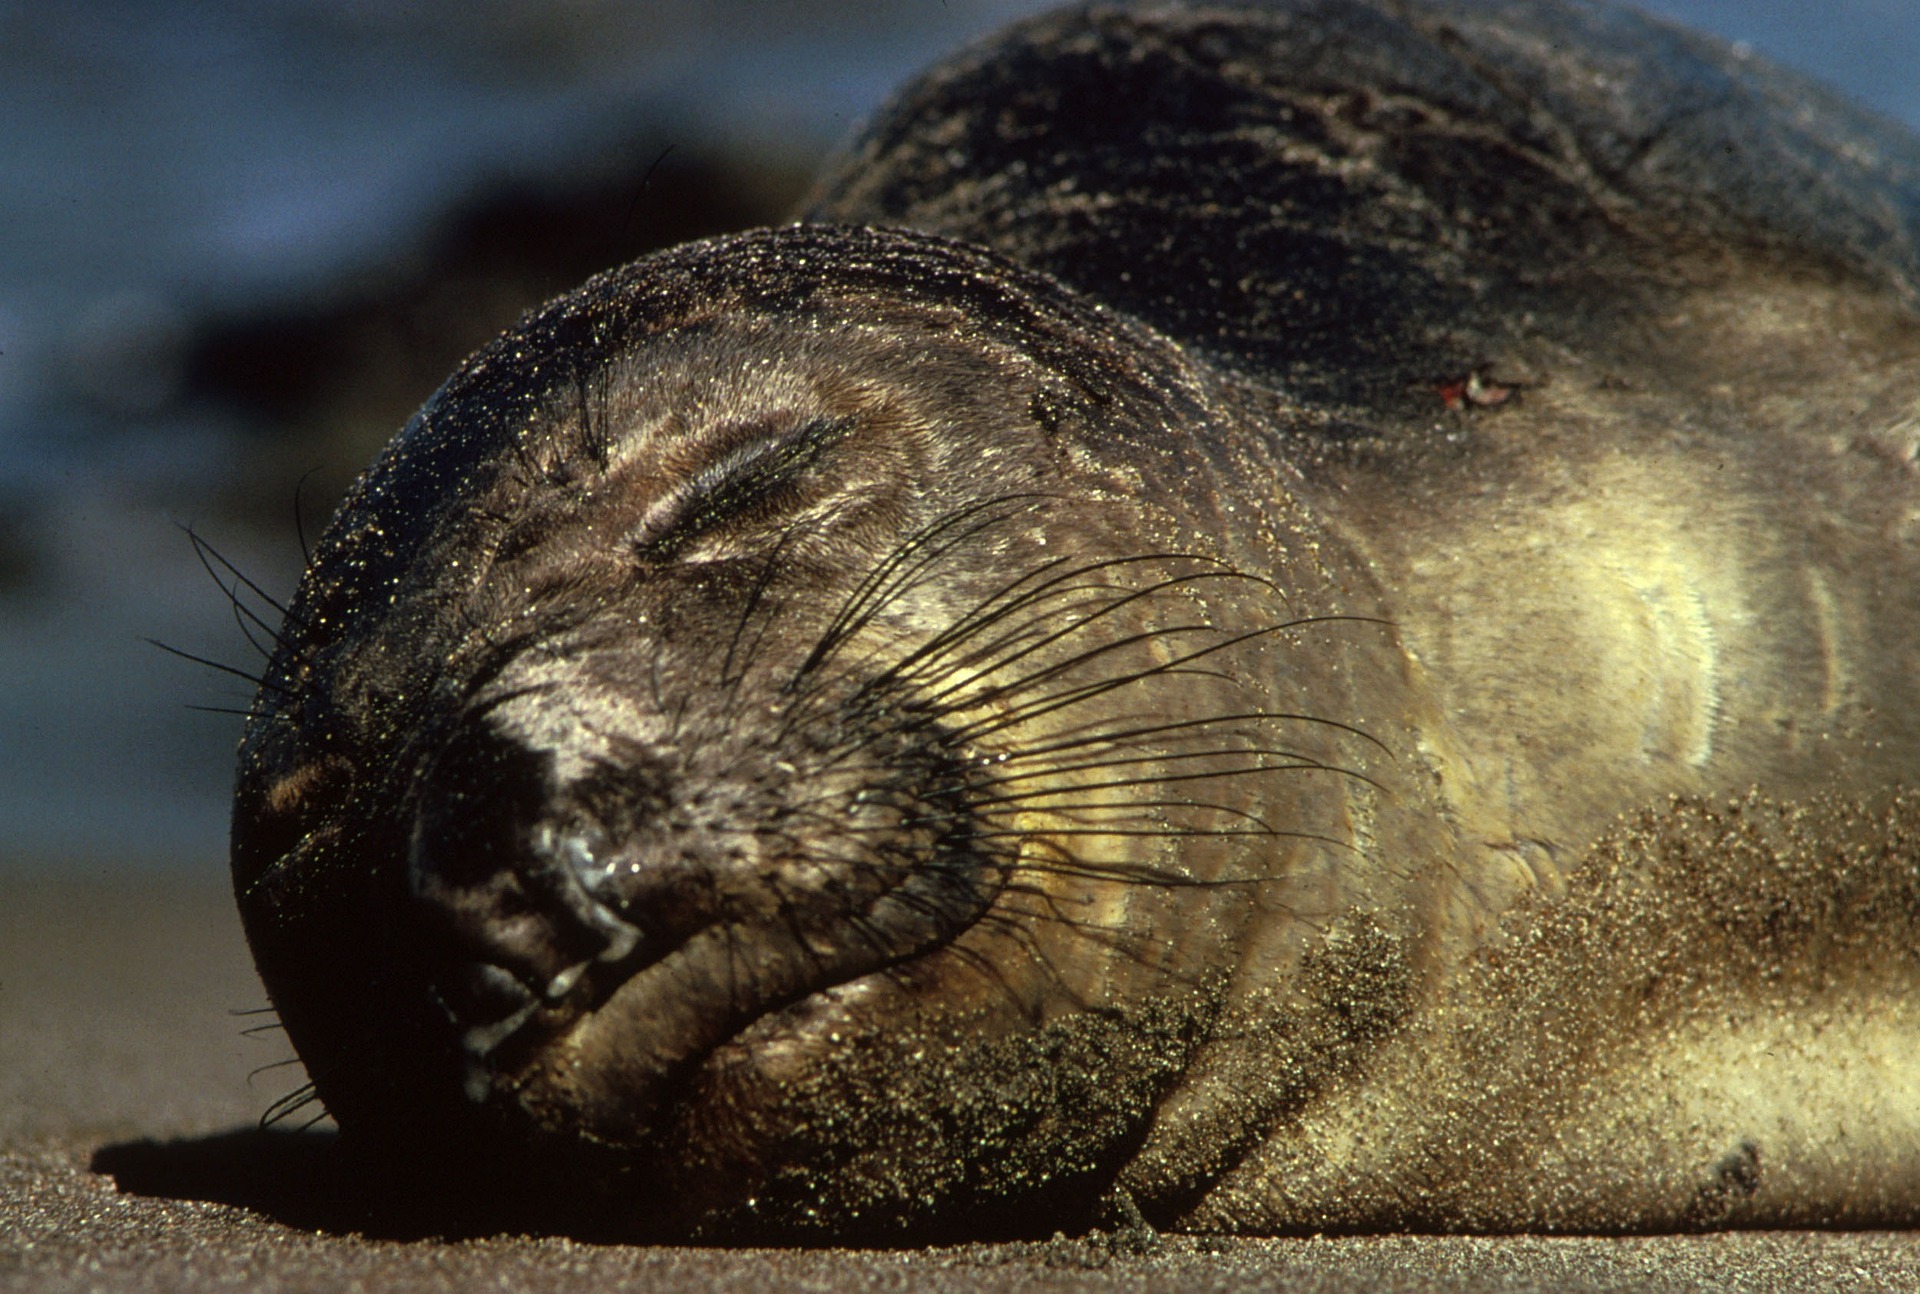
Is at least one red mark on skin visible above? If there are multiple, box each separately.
[1438,372,1513,410]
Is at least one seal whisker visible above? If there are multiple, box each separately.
[863,552,1257,699]
[189,542,298,662]
[886,929,1045,1018]
[966,893,1215,999]
[998,860,1295,894]
[766,550,1192,751]
[860,586,1125,699]
[259,1081,324,1130]
[1004,902,1191,971]
[875,559,1264,697]
[988,795,1284,835]
[246,1056,307,1085]
[573,369,613,475]
[718,521,819,698]
[876,553,1085,666]
[940,620,1235,710]
[182,523,304,630]
[802,496,1064,659]
[963,748,1382,792]
[783,810,1305,890]
[228,597,278,662]
[970,825,1355,851]
[145,636,279,693]
[803,621,1230,773]
[936,640,1241,746]
[291,468,321,569]
[459,680,554,723]
[909,573,1266,711]
[948,617,1389,746]
[791,496,1052,687]
[1004,711,1395,762]
[879,792,1282,839]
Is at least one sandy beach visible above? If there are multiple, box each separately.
[2,870,1914,1292]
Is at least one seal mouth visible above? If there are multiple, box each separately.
[421,819,646,1101]
[403,683,1006,1148]
[511,848,998,1149]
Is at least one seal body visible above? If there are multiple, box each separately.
[232,0,1920,1237]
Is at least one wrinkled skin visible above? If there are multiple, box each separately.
[233,0,1920,1239]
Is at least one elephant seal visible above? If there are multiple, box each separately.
[230,0,1920,1239]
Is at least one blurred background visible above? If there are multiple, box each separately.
[4,0,1918,879]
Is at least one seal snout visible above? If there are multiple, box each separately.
[406,720,645,1094]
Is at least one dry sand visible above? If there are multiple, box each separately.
[3,869,1916,1292]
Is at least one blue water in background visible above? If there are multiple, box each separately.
[3,0,1917,873]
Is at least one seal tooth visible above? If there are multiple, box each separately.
[596,923,640,964]
[461,999,541,1061]
[459,998,541,1102]
[546,961,589,1000]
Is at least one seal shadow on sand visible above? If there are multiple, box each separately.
[88,1126,1145,1245]
[91,1128,548,1240]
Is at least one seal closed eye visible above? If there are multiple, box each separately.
[628,413,854,558]
[232,0,1920,1240]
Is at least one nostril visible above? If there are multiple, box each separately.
[529,822,642,964]
[544,819,618,894]
[406,720,646,1057]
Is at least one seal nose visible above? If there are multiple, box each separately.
[407,723,642,1089]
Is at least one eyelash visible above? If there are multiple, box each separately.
[630,415,850,557]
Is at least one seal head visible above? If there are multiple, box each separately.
[233,224,1398,1235]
